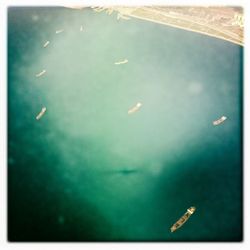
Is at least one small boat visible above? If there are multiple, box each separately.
[170,206,196,233]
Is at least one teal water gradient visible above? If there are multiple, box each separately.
[8,7,243,241]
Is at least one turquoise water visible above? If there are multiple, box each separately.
[8,7,243,241]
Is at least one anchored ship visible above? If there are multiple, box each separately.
[170,206,196,233]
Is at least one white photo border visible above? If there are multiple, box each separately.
[0,0,248,249]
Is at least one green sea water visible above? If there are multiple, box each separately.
[8,7,243,241]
